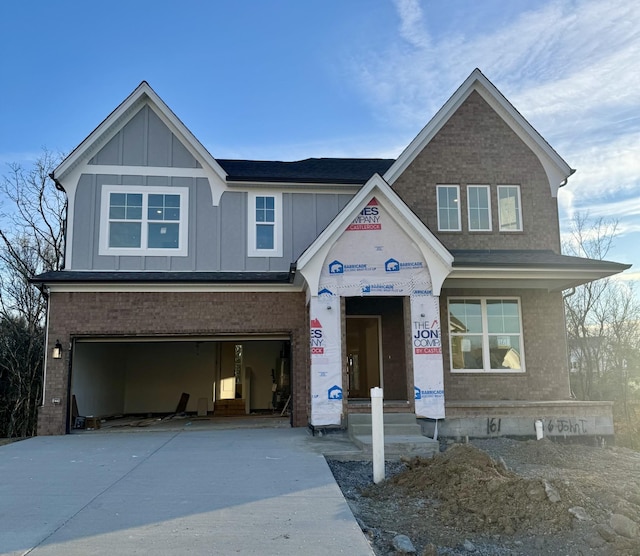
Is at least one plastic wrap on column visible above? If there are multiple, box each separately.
[411,292,445,419]
[310,293,343,426]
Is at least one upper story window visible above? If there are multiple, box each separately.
[498,185,522,231]
[448,297,524,373]
[99,185,188,256]
[436,185,461,231]
[467,185,491,231]
[247,192,282,257]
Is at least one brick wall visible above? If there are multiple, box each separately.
[40,290,309,435]
[392,90,562,253]
[439,288,571,401]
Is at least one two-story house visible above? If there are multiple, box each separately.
[34,69,629,439]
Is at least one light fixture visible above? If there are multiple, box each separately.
[52,340,63,359]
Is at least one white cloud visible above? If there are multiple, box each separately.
[351,0,640,275]
[393,0,430,49]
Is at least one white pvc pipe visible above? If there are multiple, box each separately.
[535,419,544,440]
[371,387,385,483]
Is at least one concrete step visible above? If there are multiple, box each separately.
[348,413,419,425]
[346,413,438,457]
[351,434,439,457]
[347,413,423,437]
[349,423,423,437]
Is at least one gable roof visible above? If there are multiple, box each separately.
[383,68,574,196]
[296,173,454,296]
[51,81,227,185]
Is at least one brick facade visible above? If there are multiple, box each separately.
[39,290,309,435]
[392,91,562,253]
[439,288,571,401]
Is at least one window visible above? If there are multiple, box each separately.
[448,298,524,372]
[467,185,491,231]
[248,192,282,257]
[498,185,522,231]
[436,185,461,231]
[99,185,188,256]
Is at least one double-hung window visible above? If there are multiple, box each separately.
[248,192,282,257]
[100,185,188,256]
[436,185,461,231]
[448,297,524,372]
[497,185,522,231]
[467,185,491,231]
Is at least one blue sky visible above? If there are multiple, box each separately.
[1,0,638,279]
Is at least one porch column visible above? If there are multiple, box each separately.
[410,292,445,418]
[309,293,343,426]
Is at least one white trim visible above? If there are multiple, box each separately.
[99,185,189,256]
[497,185,523,232]
[247,191,283,258]
[53,82,227,185]
[436,184,461,232]
[447,296,525,373]
[86,165,209,179]
[226,180,361,193]
[467,185,492,232]
[384,69,573,196]
[296,173,453,297]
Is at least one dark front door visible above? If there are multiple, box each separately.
[346,316,381,398]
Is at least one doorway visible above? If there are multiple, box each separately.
[345,296,408,400]
[346,316,382,398]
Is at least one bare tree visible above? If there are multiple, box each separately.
[563,214,640,419]
[0,150,65,437]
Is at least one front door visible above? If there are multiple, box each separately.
[346,316,381,398]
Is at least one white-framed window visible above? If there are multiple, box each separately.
[467,185,492,231]
[497,185,522,231]
[247,192,283,257]
[436,185,461,231]
[448,297,524,373]
[99,185,188,256]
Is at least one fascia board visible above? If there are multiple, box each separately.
[297,174,453,295]
[449,266,623,283]
[226,180,361,193]
[384,69,573,194]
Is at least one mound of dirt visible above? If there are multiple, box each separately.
[328,438,640,555]
[367,443,574,536]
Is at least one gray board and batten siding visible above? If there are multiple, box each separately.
[71,105,355,271]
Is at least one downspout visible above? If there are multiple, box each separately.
[49,172,67,270]
[39,285,51,410]
[65,338,75,434]
[562,286,577,398]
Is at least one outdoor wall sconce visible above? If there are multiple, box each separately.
[52,340,63,359]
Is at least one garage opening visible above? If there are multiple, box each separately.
[69,337,291,429]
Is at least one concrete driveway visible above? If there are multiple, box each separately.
[0,428,373,555]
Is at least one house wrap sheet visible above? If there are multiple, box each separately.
[310,198,445,426]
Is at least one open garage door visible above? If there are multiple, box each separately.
[70,337,291,429]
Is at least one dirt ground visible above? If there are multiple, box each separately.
[328,437,640,555]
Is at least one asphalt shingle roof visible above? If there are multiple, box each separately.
[31,251,630,285]
[217,158,395,184]
[450,249,630,271]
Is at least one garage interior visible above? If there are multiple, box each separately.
[70,337,291,429]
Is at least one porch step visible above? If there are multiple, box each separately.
[214,399,246,416]
[347,413,438,457]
